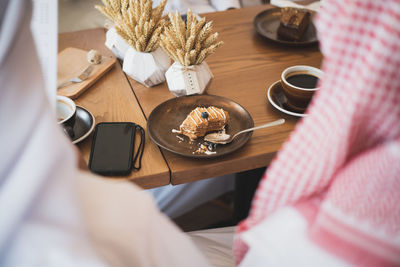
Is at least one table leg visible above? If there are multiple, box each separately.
[233,167,266,224]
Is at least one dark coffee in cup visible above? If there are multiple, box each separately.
[56,95,76,139]
[286,74,319,89]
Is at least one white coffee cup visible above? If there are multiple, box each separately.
[56,95,76,138]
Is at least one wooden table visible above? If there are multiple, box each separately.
[59,30,170,189]
[59,5,322,188]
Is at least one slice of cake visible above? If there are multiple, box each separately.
[277,7,311,41]
[179,106,229,140]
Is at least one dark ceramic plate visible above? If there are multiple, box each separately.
[147,95,254,158]
[71,106,95,144]
[254,8,318,46]
[267,80,306,117]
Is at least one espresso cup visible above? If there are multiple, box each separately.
[56,95,76,138]
[281,65,323,112]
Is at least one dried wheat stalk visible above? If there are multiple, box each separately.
[95,0,167,52]
[160,10,223,66]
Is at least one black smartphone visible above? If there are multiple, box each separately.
[89,122,144,176]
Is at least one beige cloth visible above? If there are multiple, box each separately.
[77,172,211,267]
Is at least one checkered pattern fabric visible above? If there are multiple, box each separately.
[234,1,400,265]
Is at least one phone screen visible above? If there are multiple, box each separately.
[89,122,135,175]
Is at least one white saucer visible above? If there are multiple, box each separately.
[71,106,95,144]
[267,80,307,118]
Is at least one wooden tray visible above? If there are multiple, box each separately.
[57,47,117,99]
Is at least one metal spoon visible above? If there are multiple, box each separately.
[57,65,94,89]
[204,119,285,144]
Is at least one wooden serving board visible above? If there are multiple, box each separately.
[57,47,117,99]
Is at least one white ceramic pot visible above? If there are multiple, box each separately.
[105,27,129,60]
[122,47,171,87]
[165,61,213,97]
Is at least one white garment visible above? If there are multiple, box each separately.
[0,1,210,266]
[270,0,321,12]
[240,207,351,267]
[188,208,353,267]
[161,0,241,14]
[189,227,236,267]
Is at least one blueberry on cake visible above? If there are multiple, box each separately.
[179,106,229,140]
[277,7,311,41]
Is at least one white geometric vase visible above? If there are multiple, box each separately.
[122,47,171,87]
[165,61,213,97]
[105,27,129,60]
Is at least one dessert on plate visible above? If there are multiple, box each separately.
[177,106,229,140]
[277,7,311,41]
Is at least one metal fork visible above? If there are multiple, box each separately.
[204,119,285,144]
[57,65,94,89]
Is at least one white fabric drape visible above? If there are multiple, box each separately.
[239,208,350,267]
[0,1,210,266]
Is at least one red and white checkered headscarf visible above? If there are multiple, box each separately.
[234,1,400,266]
